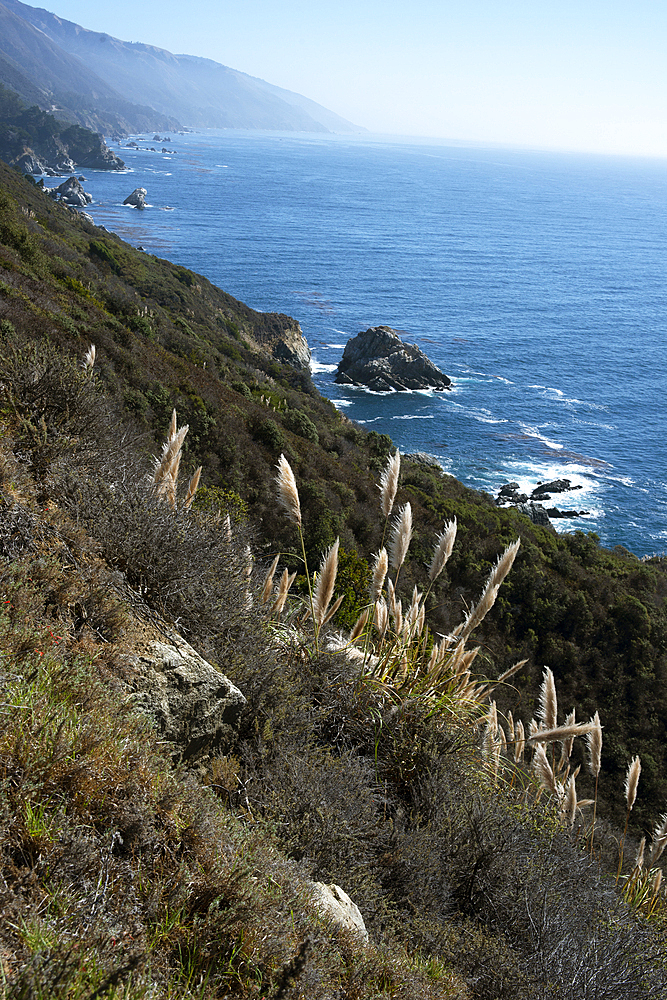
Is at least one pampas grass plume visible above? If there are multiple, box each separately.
[313,538,340,628]
[586,712,603,777]
[388,502,413,571]
[370,548,389,602]
[380,449,401,518]
[538,667,558,732]
[428,517,457,582]
[276,454,302,526]
[625,755,641,812]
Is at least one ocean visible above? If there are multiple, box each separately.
[72,130,667,556]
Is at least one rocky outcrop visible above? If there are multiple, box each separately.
[335,326,452,392]
[47,176,93,207]
[124,187,147,209]
[252,315,311,370]
[311,883,368,944]
[497,479,589,526]
[117,626,246,759]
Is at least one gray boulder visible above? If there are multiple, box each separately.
[311,882,369,944]
[335,326,451,392]
[124,187,148,209]
[517,503,553,527]
[118,627,246,759]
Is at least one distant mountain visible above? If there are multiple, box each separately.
[1,0,363,134]
[0,1,179,134]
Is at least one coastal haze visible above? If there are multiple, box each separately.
[14,0,667,159]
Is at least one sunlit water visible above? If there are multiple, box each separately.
[68,130,667,555]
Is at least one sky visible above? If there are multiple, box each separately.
[39,0,667,158]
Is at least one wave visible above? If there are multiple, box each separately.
[310,361,337,374]
[391,414,435,421]
[330,399,354,408]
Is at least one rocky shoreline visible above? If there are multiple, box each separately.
[495,478,590,526]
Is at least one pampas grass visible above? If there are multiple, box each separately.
[379,449,401,520]
[618,755,642,881]
[313,538,340,630]
[428,518,457,583]
[388,502,413,577]
[586,711,603,856]
[276,454,302,526]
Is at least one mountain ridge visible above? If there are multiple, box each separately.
[0,0,364,133]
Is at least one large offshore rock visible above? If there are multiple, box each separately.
[123,187,147,209]
[118,626,246,759]
[335,326,451,392]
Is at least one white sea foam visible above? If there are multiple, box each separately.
[310,360,337,374]
[325,344,345,350]
[330,399,353,408]
[391,414,435,420]
[519,424,564,451]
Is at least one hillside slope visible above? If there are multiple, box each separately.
[2,156,667,997]
[0,0,179,134]
[2,0,363,133]
[1,157,667,836]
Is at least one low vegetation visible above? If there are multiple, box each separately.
[2,158,667,995]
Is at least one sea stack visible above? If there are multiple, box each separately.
[335,326,452,392]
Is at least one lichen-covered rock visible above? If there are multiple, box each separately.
[118,626,246,759]
[335,326,451,392]
[311,882,369,944]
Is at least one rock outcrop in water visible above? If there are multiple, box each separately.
[335,326,452,392]
[124,187,148,209]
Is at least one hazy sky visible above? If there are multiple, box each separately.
[41,0,667,158]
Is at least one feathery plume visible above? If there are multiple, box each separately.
[652,869,663,897]
[527,721,597,744]
[650,813,667,867]
[373,598,389,637]
[506,710,515,744]
[559,708,577,769]
[322,594,344,627]
[514,719,525,763]
[388,502,413,571]
[222,513,232,543]
[625,755,641,812]
[587,711,603,857]
[82,343,96,371]
[532,743,560,798]
[538,667,558,732]
[636,836,646,870]
[261,555,280,604]
[459,539,520,641]
[428,518,457,582]
[271,568,296,617]
[379,449,401,518]
[183,466,202,510]
[586,712,603,777]
[565,774,577,828]
[313,538,340,629]
[370,548,389,602]
[350,607,370,643]
[275,454,301,526]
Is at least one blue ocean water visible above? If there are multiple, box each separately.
[72,130,667,556]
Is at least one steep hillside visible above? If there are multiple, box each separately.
[2,0,363,133]
[0,0,179,134]
[1,156,667,837]
[2,155,667,997]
